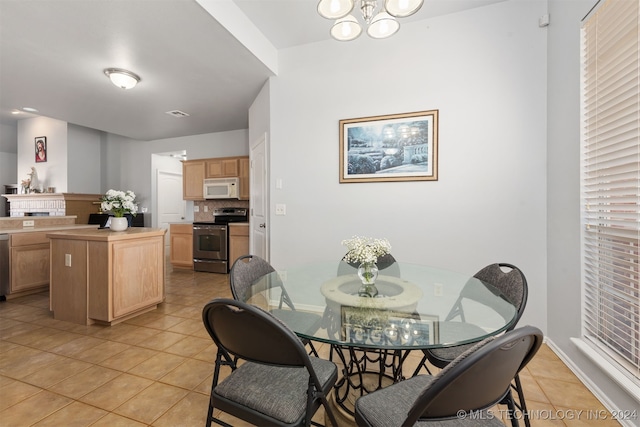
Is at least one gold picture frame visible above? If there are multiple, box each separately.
[339,110,439,183]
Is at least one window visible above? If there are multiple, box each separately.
[581,0,639,383]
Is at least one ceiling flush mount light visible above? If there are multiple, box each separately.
[104,68,140,90]
[317,0,422,41]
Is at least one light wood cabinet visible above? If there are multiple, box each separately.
[206,158,239,178]
[239,157,250,200]
[182,156,249,200]
[9,232,49,296]
[229,224,249,268]
[48,228,166,325]
[182,160,205,200]
[170,223,193,269]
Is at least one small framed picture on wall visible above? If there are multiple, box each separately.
[35,136,47,163]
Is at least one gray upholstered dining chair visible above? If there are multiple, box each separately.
[355,325,543,427]
[412,263,530,426]
[202,298,339,427]
[230,254,321,357]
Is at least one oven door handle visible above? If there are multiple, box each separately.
[193,225,226,231]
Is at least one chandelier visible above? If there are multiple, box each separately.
[317,0,424,41]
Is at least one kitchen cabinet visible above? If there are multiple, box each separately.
[229,224,249,268]
[9,232,49,296]
[182,156,249,200]
[239,157,250,200]
[170,223,193,269]
[48,228,166,325]
[183,160,205,200]
[206,158,239,178]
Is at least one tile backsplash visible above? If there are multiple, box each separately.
[193,199,249,222]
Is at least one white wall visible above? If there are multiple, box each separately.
[17,116,68,192]
[0,123,18,216]
[67,124,101,193]
[269,1,548,332]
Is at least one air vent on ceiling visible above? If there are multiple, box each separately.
[166,110,190,118]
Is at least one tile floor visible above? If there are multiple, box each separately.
[0,265,620,427]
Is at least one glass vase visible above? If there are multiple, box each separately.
[357,261,379,297]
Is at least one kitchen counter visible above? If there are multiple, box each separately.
[48,227,167,325]
[1,224,99,234]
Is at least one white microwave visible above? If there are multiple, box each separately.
[203,177,239,199]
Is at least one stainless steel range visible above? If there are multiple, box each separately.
[193,207,248,273]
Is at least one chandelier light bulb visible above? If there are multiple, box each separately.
[367,11,399,38]
[317,0,354,19]
[331,15,362,41]
[384,0,423,17]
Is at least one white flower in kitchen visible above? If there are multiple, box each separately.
[101,189,138,217]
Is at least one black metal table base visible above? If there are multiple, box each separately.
[330,344,411,416]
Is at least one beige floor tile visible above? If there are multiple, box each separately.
[20,357,93,388]
[109,325,161,345]
[527,355,582,384]
[79,372,154,411]
[166,318,205,335]
[114,382,188,424]
[536,378,607,411]
[0,321,43,340]
[32,400,108,427]
[99,346,159,372]
[151,391,210,426]
[48,335,106,357]
[163,335,211,357]
[0,347,63,379]
[3,326,62,346]
[74,339,130,363]
[0,376,43,411]
[159,358,214,390]
[168,305,202,320]
[48,365,121,399]
[26,330,86,351]
[0,390,73,426]
[525,400,566,427]
[90,413,149,426]
[127,352,186,380]
[137,330,188,351]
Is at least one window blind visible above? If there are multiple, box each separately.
[582,0,640,382]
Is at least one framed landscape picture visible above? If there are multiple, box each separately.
[339,110,438,183]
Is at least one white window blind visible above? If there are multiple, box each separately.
[582,0,640,383]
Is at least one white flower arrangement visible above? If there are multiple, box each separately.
[101,189,138,217]
[341,236,391,264]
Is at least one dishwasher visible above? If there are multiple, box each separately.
[0,234,8,299]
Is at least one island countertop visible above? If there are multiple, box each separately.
[47,227,166,241]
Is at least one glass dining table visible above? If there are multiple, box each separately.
[244,260,518,417]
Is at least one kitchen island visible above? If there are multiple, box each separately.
[47,227,167,325]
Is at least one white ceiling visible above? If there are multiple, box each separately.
[0,0,505,141]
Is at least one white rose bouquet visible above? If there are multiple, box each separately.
[101,189,138,217]
[341,236,391,264]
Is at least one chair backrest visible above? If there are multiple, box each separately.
[229,254,276,301]
[450,263,528,328]
[337,252,401,277]
[405,325,543,425]
[229,254,295,311]
[203,298,311,367]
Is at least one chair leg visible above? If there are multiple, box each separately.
[501,389,520,427]
[411,352,432,377]
[512,374,531,427]
[308,341,319,357]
